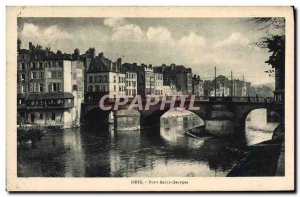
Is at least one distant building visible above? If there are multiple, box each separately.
[192,75,204,96]
[232,79,251,97]
[155,64,192,95]
[162,81,179,96]
[204,76,251,97]
[153,67,163,96]
[123,63,145,96]
[17,42,84,128]
[86,53,126,100]
[122,63,138,98]
[143,64,155,95]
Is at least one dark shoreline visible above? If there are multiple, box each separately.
[227,123,284,177]
[187,124,285,177]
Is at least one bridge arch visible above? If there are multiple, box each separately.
[244,108,280,145]
[234,106,280,135]
[83,106,141,131]
[83,106,112,130]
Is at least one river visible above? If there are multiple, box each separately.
[17,109,278,177]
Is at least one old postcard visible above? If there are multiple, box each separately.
[6,6,294,191]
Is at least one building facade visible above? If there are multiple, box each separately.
[192,75,204,96]
[156,64,193,95]
[143,64,155,95]
[85,54,126,101]
[17,42,84,128]
[153,68,163,96]
[125,71,137,98]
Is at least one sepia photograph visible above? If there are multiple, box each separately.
[6,6,295,191]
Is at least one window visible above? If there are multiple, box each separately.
[57,71,62,78]
[40,71,44,78]
[88,85,93,92]
[32,72,36,79]
[29,83,33,92]
[40,84,44,92]
[95,85,100,92]
[48,83,52,92]
[34,83,39,92]
[114,76,116,83]
[114,85,116,91]
[89,76,93,83]
[52,71,57,78]
[51,113,55,121]
[40,113,43,119]
[21,63,26,70]
[21,85,25,93]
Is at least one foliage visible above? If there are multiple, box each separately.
[251,18,285,69]
[249,85,274,97]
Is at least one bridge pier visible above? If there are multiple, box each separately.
[114,110,140,131]
[205,104,235,136]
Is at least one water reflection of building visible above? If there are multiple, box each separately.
[18,131,66,177]
[62,128,85,177]
[109,130,143,176]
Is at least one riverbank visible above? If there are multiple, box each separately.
[227,123,284,177]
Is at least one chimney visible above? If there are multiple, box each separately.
[17,39,21,51]
[171,63,175,71]
[149,64,152,69]
[29,42,33,51]
[117,58,122,66]
[99,52,104,59]
[133,63,137,67]
[162,64,166,72]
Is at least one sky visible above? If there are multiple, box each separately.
[17,17,283,85]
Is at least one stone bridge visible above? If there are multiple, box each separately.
[81,96,283,136]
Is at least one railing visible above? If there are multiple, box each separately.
[83,95,274,104]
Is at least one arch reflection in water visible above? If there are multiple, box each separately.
[245,109,279,145]
[160,108,204,146]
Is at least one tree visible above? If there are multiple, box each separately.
[251,17,285,93]
[251,17,285,69]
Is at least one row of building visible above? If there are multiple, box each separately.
[17,41,251,128]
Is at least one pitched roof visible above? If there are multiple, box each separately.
[88,58,110,72]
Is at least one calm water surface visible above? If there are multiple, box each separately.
[17,109,278,177]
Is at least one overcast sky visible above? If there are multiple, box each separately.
[17,17,281,85]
